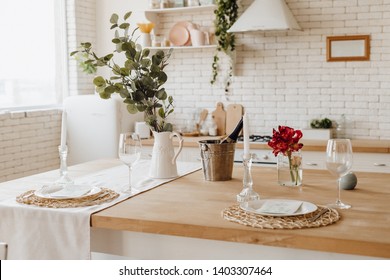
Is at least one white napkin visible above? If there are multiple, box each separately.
[258,200,303,215]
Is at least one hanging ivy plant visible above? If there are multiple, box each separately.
[211,0,238,94]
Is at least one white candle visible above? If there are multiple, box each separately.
[60,110,67,148]
[243,112,250,157]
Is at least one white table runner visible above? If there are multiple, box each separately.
[0,160,201,259]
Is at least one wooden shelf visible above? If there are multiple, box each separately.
[148,45,217,50]
[145,5,216,14]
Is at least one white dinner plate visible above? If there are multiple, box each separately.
[169,25,189,46]
[240,199,318,217]
[34,185,101,200]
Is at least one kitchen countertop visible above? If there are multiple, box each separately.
[92,160,390,259]
[141,136,390,153]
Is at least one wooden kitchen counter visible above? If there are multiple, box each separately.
[141,137,390,153]
[91,164,390,258]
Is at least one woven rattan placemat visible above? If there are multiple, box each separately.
[222,204,340,229]
[16,187,119,208]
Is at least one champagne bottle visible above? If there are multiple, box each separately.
[220,117,243,144]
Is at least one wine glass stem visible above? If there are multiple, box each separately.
[128,165,132,191]
[337,177,342,204]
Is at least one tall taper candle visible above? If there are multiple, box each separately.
[243,112,250,157]
[60,111,67,148]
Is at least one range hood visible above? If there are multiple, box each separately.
[228,0,302,32]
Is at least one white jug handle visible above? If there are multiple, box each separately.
[170,131,184,164]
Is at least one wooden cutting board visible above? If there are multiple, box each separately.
[225,104,243,135]
[211,102,226,136]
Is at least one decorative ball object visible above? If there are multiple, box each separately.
[340,172,358,190]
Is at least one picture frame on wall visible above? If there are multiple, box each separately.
[326,35,370,62]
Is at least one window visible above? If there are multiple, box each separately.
[0,0,67,109]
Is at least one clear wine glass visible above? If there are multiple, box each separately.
[118,132,142,194]
[325,139,353,209]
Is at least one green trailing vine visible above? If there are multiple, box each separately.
[211,0,238,94]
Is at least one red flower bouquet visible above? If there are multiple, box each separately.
[268,126,304,186]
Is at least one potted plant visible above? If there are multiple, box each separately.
[71,11,174,133]
[300,117,334,140]
[71,11,183,179]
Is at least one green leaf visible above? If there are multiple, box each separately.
[124,11,132,20]
[135,51,141,62]
[124,98,135,104]
[112,38,121,44]
[136,104,146,112]
[120,68,130,76]
[70,51,78,56]
[130,81,137,91]
[142,48,150,57]
[157,71,168,83]
[104,85,117,94]
[99,91,111,99]
[103,54,113,61]
[119,23,130,29]
[81,42,91,48]
[152,55,162,66]
[133,90,144,101]
[96,86,105,94]
[155,50,164,59]
[158,107,165,119]
[93,76,106,87]
[126,104,138,114]
[110,13,119,24]
[163,123,173,132]
[119,88,130,98]
[156,89,167,100]
[140,58,151,68]
[112,64,121,75]
[110,24,118,30]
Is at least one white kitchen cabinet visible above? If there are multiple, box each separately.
[142,143,390,173]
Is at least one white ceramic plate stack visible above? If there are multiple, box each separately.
[169,21,198,46]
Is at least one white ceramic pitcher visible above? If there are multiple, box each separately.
[149,131,184,179]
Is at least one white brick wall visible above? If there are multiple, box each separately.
[0,109,62,182]
[155,0,390,139]
[67,0,96,96]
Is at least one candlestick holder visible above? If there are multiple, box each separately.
[55,145,74,186]
[237,153,260,205]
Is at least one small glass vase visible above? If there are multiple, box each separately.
[277,151,302,187]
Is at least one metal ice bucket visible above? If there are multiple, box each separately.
[198,140,236,181]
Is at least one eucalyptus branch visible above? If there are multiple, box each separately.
[70,11,174,132]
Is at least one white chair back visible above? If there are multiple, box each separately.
[0,242,8,260]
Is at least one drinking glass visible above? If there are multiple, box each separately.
[325,139,353,209]
[118,132,142,194]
